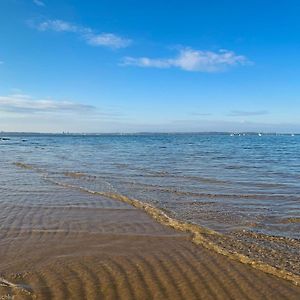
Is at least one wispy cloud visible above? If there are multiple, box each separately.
[0,93,95,114]
[122,48,250,72]
[37,20,78,32]
[33,19,131,49]
[33,0,45,6]
[85,33,131,48]
[229,110,269,117]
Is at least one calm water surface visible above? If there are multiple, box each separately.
[1,133,300,274]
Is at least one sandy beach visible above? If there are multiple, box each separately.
[0,165,299,299]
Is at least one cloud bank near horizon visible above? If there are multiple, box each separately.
[0,93,95,114]
[0,93,298,133]
[1,117,299,134]
[122,48,250,72]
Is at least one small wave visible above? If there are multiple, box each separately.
[281,217,300,224]
[128,184,298,201]
[64,172,96,180]
[13,162,39,171]
[13,162,31,168]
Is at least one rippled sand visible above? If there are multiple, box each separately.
[0,167,300,299]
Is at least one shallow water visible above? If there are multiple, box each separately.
[1,133,300,276]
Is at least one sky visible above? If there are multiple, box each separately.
[0,0,300,133]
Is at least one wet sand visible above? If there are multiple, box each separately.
[0,169,300,299]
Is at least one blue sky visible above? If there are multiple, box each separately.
[0,0,300,132]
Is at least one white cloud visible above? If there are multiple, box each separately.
[123,57,171,68]
[84,33,131,48]
[0,93,128,132]
[0,93,95,114]
[34,19,131,49]
[37,20,78,32]
[122,48,250,72]
[33,0,45,6]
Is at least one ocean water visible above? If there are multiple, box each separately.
[1,133,300,276]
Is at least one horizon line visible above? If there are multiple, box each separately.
[1,131,299,135]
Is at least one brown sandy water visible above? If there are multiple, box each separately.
[0,165,300,299]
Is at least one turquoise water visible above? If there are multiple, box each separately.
[1,133,299,238]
